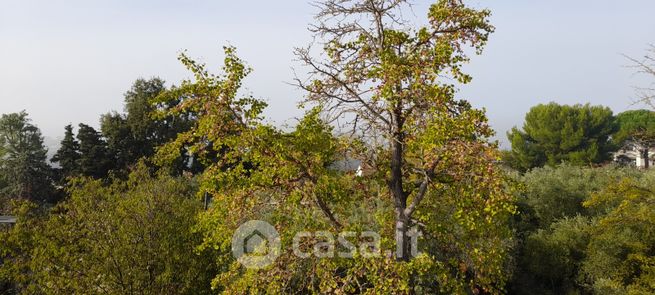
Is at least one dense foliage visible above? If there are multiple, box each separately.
[510,165,655,294]
[0,163,218,294]
[613,110,655,168]
[1,1,654,294]
[145,0,518,292]
[76,123,113,179]
[101,78,194,173]
[51,124,81,183]
[150,45,516,293]
[0,112,54,205]
[506,103,616,171]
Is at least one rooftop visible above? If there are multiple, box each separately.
[0,216,17,224]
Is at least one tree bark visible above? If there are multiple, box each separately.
[390,112,411,260]
[394,208,412,261]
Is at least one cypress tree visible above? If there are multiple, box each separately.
[51,124,81,179]
[77,123,112,178]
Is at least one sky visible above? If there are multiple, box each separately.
[1,0,654,149]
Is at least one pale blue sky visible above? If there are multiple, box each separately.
[1,1,654,148]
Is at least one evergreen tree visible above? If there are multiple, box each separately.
[51,124,81,180]
[100,112,133,169]
[613,109,655,168]
[0,112,54,203]
[102,78,195,173]
[77,123,112,178]
[507,103,617,171]
[124,78,166,143]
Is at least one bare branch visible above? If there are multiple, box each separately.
[625,45,655,108]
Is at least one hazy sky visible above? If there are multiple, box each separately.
[1,0,654,148]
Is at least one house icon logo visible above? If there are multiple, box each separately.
[231,220,281,269]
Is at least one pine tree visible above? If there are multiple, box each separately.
[77,123,112,178]
[507,103,617,171]
[51,124,81,180]
[101,78,194,173]
[0,111,54,203]
[613,110,655,168]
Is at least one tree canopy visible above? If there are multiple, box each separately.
[0,112,53,205]
[76,123,113,179]
[3,1,654,294]
[613,109,655,167]
[153,0,517,292]
[0,163,218,294]
[51,124,81,182]
[614,110,655,144]
[507,103,616,171]
[509,165,655,294]
[101,78,193,173]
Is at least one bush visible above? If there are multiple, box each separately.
[0,163,219,294]
[510,165,655,294]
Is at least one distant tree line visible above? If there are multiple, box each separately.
[2,76,655,295]
[0,77,198,210]
[504,103,655,172]
[1,1,655,294]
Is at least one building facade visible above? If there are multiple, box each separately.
[613,142,655,168]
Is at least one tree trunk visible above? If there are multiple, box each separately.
[395,209,412,261]
[643,148,650,169]
[390,127,411,260]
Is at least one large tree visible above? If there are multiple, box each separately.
[156,1,515,293]
[0,112,54,204]
[507,103,616,171]
[51,124,81,181]
[101,78,195,173]
[613,109,655,168]
[295,0,511,264]
[100,112,133,170]
[76,123,112,178]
